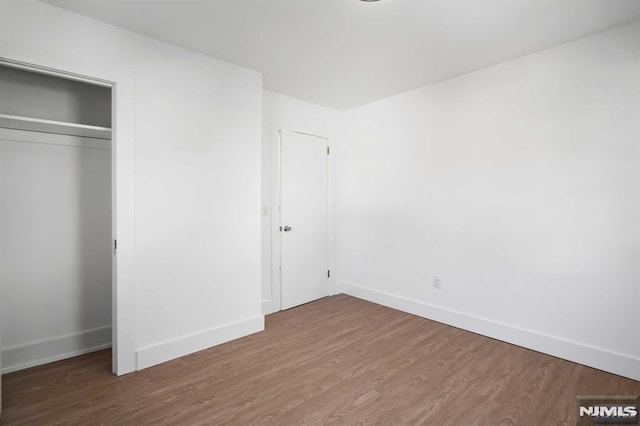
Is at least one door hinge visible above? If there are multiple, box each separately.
[328,270,330,278]
[114,239,117,253]
[327,146,330,155]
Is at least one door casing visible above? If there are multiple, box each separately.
[268,127,336,313]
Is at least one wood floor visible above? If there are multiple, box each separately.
[2,295,639,425]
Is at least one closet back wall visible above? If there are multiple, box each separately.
[0,66,112,372]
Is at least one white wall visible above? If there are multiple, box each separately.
[1,0,263,370]
[339,21,640,380]
[261,90,340,313]
[0,131,112,372]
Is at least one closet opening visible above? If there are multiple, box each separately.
[0,64,115,374]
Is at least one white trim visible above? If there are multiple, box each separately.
[0,57,113,87]
[0,113,112,140]
[136,316,265,370]
[283,129,329,140]
[327,133,337,296]
[1,326,112,374]
[262,299,279,315]
[339,281,640,381]
[270,125,282,312]
[0,127,111,150]
[0,41,136,375]
[270,127,337,311]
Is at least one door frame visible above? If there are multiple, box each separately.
[268,127,336,313]
[0,42,136,375]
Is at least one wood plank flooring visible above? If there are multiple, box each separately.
[2,294,639,425]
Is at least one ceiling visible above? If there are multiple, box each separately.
[42,0,640,110]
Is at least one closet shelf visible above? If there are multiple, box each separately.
[0,113,112,140]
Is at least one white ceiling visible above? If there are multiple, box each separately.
[42,0,640,110]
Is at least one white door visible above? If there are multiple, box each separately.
[279,130,329,310]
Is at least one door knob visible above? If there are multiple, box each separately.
[282,226,292,232]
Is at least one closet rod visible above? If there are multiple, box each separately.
[0,127,111,150]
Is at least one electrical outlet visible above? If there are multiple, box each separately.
[433,275,442,290]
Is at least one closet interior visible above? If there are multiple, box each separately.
[0,64,113,373]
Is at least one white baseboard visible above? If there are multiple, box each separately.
[2,326,112,373]
[136,315,265,371]
[262,299,279,315]
[339,281,640,381]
